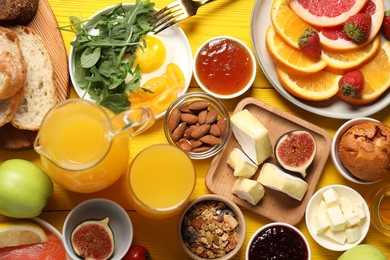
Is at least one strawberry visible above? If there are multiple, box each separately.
[343,13,372,43]
[298,28,322,59]
[382,10,390,40]
[338,70,364,97]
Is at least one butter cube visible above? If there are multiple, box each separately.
[230,109,273,165]
[323,229,347,245]
[312,213,330,234]
[257,163,307,201]
[344,211,361,227]
[353,202,366,220]
[326,205,346,231]
[227,148,258,178]
[346,225,362,243]
[323,188,340,207]
[339,196,354,214]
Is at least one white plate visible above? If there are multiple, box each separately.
[69,3,193,119]
[250,0,390,119]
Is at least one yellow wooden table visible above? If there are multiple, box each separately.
[1,0,389,259]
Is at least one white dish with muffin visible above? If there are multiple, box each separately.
[331,117,390,184]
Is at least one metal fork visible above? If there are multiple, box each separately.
[151,0,216,34]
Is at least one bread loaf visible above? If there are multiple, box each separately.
[10,26,56,131]
[0,26,26,99]
[0,0,39,25]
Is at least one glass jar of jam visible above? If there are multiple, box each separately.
[370,185,390,236]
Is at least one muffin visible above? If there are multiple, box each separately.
[338,121,390,181]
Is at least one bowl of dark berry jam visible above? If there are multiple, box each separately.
[193,36,256,99]
[246,222,311,260]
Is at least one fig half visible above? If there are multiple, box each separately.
[274,130,316,178]
[71,216,114,260]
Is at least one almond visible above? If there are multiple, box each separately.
[217,117,227,137]
[191,124,211,139]
[200,135,223,145]
[179,104,192,113]
[178,139,192,151]
[206,109,219,124]
[198,110,208,125]
[190,139,203,149]
[171,122,186,142]
[181,113,198,124]
[168,108,181,132]
[209,123,221,137]
[192,146,211,152]
[188,100,210,111]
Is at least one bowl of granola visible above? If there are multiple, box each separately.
[178,194,246,260]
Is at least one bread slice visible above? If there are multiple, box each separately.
[10,25,56,131]
[0,26,26,99]
[0,87,24,127]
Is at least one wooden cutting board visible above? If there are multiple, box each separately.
[205,97,332,225]
[0,0,70,150]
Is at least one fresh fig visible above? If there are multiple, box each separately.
[71,216,114,260]
[274,130,316,178]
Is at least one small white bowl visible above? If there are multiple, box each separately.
[331,117,380,184]
[193,36,256,99]
[63,199,133,260]
[305,185,370,251]
[246,222,310,259]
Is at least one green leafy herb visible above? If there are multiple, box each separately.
[59,0,157,113]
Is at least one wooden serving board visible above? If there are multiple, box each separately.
[0,0,69,150]
[205,97,332,225]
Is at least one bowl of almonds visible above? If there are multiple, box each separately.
[164,92,231,159]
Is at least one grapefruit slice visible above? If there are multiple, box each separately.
[288,0,368,27]
[318,0,384,51]
[337,42,390,104]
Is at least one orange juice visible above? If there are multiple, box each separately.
[126,144,196,219]
[36,100,130,193]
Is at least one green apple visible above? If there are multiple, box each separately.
[338,244,387,260]
[0,159,53,218]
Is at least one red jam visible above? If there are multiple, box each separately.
[195,38,253,95]
[248,225,309,260]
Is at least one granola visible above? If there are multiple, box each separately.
[181,200,239,259]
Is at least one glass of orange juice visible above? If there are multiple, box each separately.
[125,144,196,219]
[34,98,154,193]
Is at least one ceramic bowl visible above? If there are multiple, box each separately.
[62,198,133,259]
[331,117,380,184]
[178,194,246,260]
[305,185,370,251]
[164,92,231,159]
[193,36,256,99]
[246,222,310,259]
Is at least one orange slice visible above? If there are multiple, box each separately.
[288,0,368,27]
[266,26,327,75]
[276,65,341,101]
[270,0,312,49]
[337,42,390,104]
[322,36,381,74]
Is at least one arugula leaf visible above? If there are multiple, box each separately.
[59,0,156,113]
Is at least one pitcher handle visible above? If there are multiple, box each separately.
[113,106,155,137]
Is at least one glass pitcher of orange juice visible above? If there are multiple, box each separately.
[34,98,154,193]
